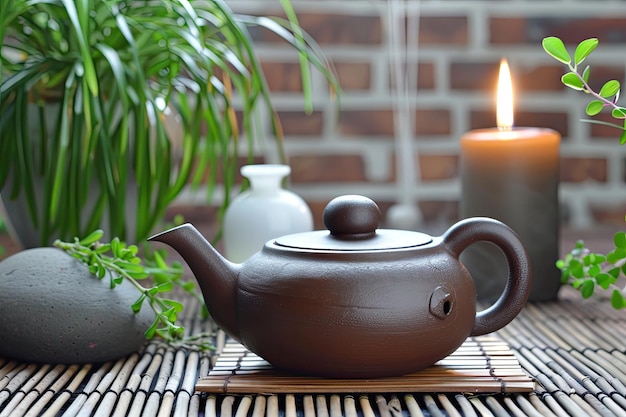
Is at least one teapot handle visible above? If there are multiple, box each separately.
[443,217,531,336]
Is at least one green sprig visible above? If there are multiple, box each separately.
[542,36,626,144]
[54,230,213,349]
[544,37,626,307]
[557,232,626,308]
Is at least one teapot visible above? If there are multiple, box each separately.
[150,195,530,378]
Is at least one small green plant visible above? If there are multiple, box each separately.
[1,0,338,246]
[556,235,626,308]
[542,36,626,142]
[543,36,626,306]
[54,230,212,350]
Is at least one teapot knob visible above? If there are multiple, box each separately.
[323,195,381,238]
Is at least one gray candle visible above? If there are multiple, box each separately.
[460,127,561,301]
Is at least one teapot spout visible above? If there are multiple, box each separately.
[148,223,240,340]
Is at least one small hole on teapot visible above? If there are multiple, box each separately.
[429,286,453,319]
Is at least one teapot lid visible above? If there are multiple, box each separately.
[274,195,432,251]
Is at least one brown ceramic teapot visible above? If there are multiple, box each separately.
[150,195,530,378]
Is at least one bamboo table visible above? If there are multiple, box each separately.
[1,285,626,417]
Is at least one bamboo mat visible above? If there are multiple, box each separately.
[196,336,534,394]
[3,287,626,416]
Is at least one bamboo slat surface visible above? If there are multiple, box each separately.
[2,286,626,416]
[197,336,534,394]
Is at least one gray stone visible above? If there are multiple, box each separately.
[0,247,154,363]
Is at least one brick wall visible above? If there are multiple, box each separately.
[173,0,626,233]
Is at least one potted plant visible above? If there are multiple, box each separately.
[542,37,626,307]
[0,0,337,247]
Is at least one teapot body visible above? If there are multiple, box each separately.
[149,195,530,379]
[235,239,476,378]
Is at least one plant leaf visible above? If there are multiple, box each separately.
[59,0,98,96]
[588,264,601,278]
[145,319,158,339]
[574,38,598,66]
[542,36,571,65]
[131,293,146,314]
[586,100,604,116]
[561,72,584,91]
[155,282,174,293]
[568,259,584,279]
[612,107,626,119]
[599,80,621,98]
[611,290,626,309]
[163,299,184,312]
[596,273,615,289]
[78,229,104,246]
[580,280,595,298]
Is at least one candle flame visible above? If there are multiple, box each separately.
[496,58,514,131]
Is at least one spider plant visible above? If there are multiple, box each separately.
[0,0,337,246]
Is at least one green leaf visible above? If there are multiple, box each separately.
[94,243,112,254]
[599,80,621,98]
[542,36,571,65]
[593,254,606,264]
[111,238,121,257]
[125,271,150,280]
[155,282,174,293]
[596,273,615,289]
[621,129,626,145]
[561,269,572,284]
[583,253,601,266]
[574,38,598,66]
[117,261,145,273]
[615,247,626,259]
[588,264,601,278]
[119,249,136,261]
[612,107,626,119]
[79,229,104,246]
[94,43,130,110]
[145,319,159,339]
[153,250,168,269]
[614,232,626,249]
[164,299,184,312]
[569,259,584,279]
[561,72,584,91]
[608,267,621,278]
[131,294,146,314]
[611,290,626,309]
[607,252,620,264]
[580,280,595,298]
[586,100,604,116]
[163,307,178,321]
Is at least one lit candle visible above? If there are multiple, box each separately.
[460,59,561,302]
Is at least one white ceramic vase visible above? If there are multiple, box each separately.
[223,164,313,262]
